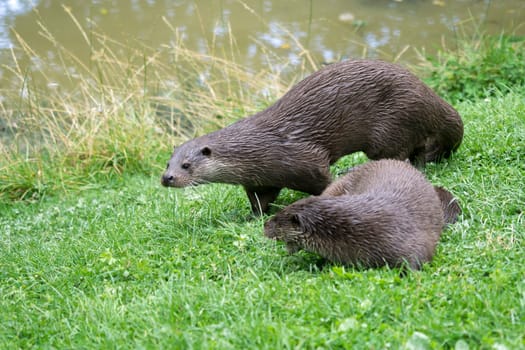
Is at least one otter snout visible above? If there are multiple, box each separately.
[161,170,195,188]
[161,172,176,187]
[263,220,278,239]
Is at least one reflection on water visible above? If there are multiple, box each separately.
[0,0,37,48]
[1,0,525,90]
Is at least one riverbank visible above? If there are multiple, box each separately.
[1,33,524,348]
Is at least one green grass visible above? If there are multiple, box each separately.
[1,90,524,348]
[1,13,525,349]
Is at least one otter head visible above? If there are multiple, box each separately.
[161,139,214,188]
[264,197,319,254]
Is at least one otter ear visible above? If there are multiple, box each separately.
[201,146,211,156]
[290,213,303,228]
[290,212,310,233]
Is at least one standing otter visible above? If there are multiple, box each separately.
[264,159,461,270]
[162,59,463,215]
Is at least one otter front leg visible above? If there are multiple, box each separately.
[244,186,282,215]
[298,164,332,195]
[286,242,301,254]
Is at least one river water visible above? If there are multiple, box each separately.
[1,1,525,98]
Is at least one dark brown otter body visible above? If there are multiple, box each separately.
[264,159,461,270]
[162,59,463,215]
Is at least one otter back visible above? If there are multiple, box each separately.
[162,59,464,215]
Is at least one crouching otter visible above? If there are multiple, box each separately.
[264,159,461,270]
[162,59,463,215]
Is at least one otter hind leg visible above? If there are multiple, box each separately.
[423,135,457,164]
[408,141,428,168]
[244,186,282,215]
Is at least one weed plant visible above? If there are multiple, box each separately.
[0,9,292,202]
[417,23,525,103]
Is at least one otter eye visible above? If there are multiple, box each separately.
[201,147,211,156]
[166,162,169,170]
[181,162,190,170]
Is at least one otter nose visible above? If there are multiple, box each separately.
[161,174,174,187]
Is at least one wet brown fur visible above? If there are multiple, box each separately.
[264,159,461,270]
[162,59,464,214]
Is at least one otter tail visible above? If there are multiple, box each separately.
[434,186,461,225]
